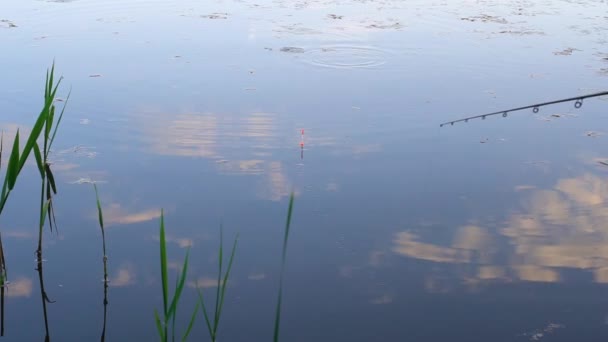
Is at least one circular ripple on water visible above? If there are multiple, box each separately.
[301,45,389,69]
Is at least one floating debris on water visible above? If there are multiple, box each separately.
[461,14,508,24]
[89,74,102,78]
[274,23,322,36]
[327,14,343,20]
[586,131,602,138]
[79,119,90,125]
[497,29,545,35]
[366,22,403,30]
[201,13,228,19]
[280,46,305,53]
[553,47,580,56]
[0,19,17,28]
[57,145,98,158]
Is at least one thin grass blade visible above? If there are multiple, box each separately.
[93,184,106,254]
[213,226,224,331]
[46,198,57,234]
[273,192,295,342]
[44,69,49,99]
[181,301,199,342]
[0,232,6,280]
[0,179,8,211]
[196,288,214,340]
[49,77,62,104]
[48,63,55,100]
[18,106,49,173]
[6,131,20,191]
[32,143,44,179]
[217,235,238,321]
[154,310,165,341]
[171,275,178,342]
[48,89,71,152]
[94,184,104,230]
[0,131,3,170]
[45,105,55,142]
[44,164,57,194]
[167,250,190,318]
[159,210,168,316]
[40,200,50,229]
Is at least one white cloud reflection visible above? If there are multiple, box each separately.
[110,264,136,287]
[393,173,608,286]
[6,277,33,298]
[135,110,297,200]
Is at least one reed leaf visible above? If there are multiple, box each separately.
[0,131,3,170]
[273,192,295,342]
[196,288,213,339]
[18,102,49,173]
[172,276,178,342]
[94,184,104,230]
[213,227,223,330]
[6,131,20,191]
[217,235,238,325]
[45,105,54,141]
[181,301,199,342]
[93,184,106,256]
[159,210,168,318]
[196,226,239,342]
[156,211,197,342]
[44,164,57,195]
[48,89,70,152]
[32,144,44,179]
[0,232,6,279]
[167,250,190,319]
[154,310,164,340]
[40,200,51,229]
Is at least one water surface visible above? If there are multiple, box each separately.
[1,0,608,340]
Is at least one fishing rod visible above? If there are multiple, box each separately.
[439,91,608,127]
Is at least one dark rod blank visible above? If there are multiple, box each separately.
[440,91,608,127]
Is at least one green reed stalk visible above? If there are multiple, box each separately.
[273,192,295,342]
[93,184,109,341]
[34,62,70,260]
[155,211,198,342]
[197,226,238,342]
[0,64,67,336]
[31,63,69,339]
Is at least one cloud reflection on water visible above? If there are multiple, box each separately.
[136,110,297,201]
[6,277,33,298]
[394,172,608,285]
[104,204,161,226]
[110,264,136,287]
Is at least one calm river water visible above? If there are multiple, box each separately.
[2,0,608,341]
